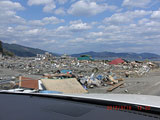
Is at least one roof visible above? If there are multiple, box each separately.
[60,70,72,74]
[77,56,93,61]
[109,58,125,65]
[19,76,39,90]
[41,78,87,94]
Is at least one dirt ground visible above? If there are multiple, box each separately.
[0,68,42,79]
[88,68,160,96]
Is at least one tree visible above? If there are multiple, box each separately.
[3,50,14,57]
[0,41,3,54]
[80,55,90,57]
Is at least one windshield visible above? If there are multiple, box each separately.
[0,0,160,101]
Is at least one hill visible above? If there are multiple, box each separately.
[2,42,58,57]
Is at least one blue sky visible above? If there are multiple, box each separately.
[0,0,160,54]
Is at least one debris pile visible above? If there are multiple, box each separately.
[78,71,125,91]
[0,54,159,93]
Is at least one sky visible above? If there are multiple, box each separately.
[0,0,160,54]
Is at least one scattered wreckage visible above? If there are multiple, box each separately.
[0,54,159,93]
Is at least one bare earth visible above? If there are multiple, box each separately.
[0,68,41,79]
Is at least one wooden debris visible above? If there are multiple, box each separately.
[106,81,114,85]
[107,81,125,92]
[108,75,118,84]
[116,78,124,81]
[41,78,88,94]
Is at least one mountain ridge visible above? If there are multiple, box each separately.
[71,51,160,60]
[2,42,160,60]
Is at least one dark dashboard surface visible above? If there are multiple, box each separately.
[0,93,159,120]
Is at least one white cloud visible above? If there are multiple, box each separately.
[145,21,160,27]
[69,20,91,32]
[1,1,160,54]
[0,0,25,24]
[68,0,117,16]
[0,1,24,11]
[69,37,85,43]
[26,29,39,35]
[7,27,13,32]
[104,25,120,32]
[28,20,44,26]
[56,26,67,32]
[28,0,56,12]
[43,16,65,24]
[87,32,104,38]
[103,10,152,24]
[43,3,56,12]
[56,0,68,4]
[54,8,66,15]
[28,0,53,6]
[138,18,150,25]
[151,9,160,19]
[29,16,65,26]
[0,10,24,24]
[122,0,151,8]
[55,20,92,33]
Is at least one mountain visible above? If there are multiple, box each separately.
[2,42,160,60]
[71,51,160,60]
[2,42,59,57]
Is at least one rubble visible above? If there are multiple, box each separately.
[107,81,125,92]
[0,53,159,93]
